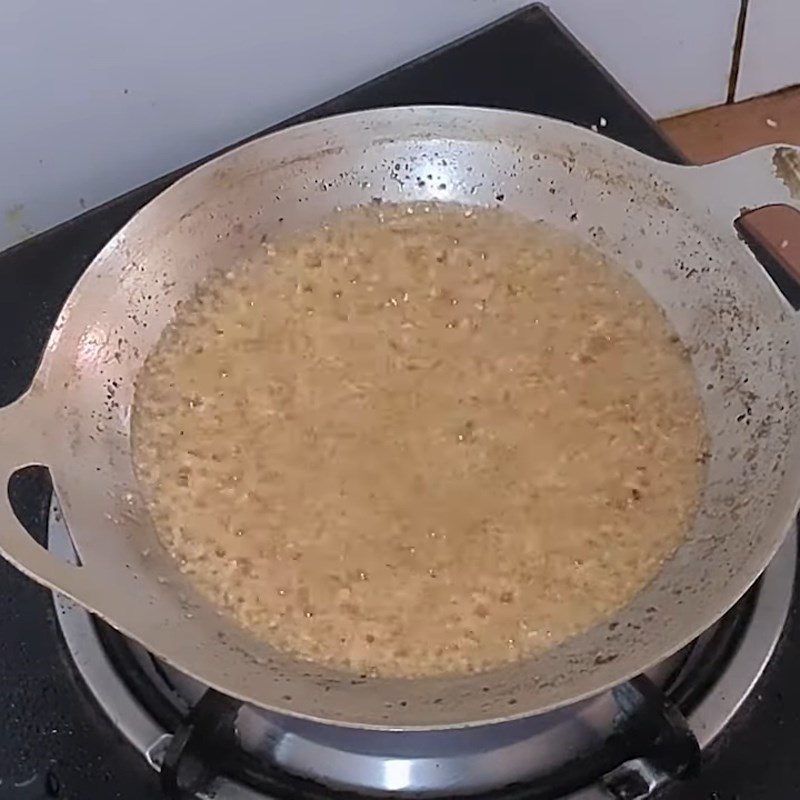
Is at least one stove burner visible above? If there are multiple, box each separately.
[49,498,795,799]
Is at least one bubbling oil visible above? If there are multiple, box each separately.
[132,203,706,678]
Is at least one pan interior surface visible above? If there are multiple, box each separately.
[26,107,800,728]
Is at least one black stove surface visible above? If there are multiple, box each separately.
[0,5,797,799]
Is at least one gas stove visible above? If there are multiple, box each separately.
[49,494,795,799]
[2,5,800,800]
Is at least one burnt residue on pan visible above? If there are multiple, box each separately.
[773,146,800,201]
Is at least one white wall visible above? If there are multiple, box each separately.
[0,0,756,252]
[737,0,800,100]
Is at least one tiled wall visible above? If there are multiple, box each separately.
[0,0,796,252]
[554,0,800,114]
[551,0,741,119]
[737,0,800,100]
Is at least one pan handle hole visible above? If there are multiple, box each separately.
[736,204,800,309]
[7,465,83,567]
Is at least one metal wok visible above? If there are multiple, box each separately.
[1,107,800,729]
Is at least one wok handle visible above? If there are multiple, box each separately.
[689,144,800,302]
[0,390,101,607]
[692,143,800,217]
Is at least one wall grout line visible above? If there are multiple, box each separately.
[727,0,750,103]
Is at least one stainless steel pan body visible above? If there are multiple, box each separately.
[2,107,800,730]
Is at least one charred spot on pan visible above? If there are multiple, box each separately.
[594,653,617,666]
